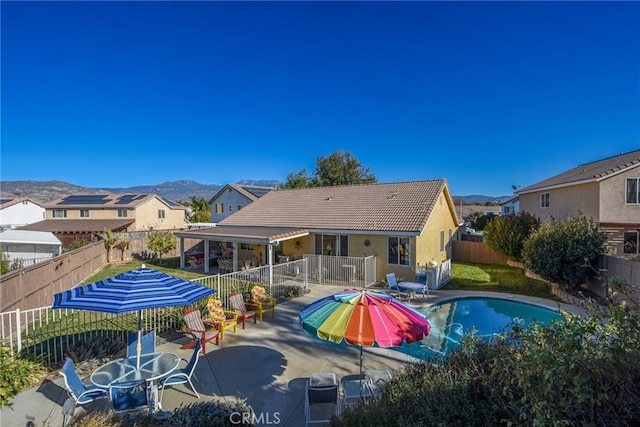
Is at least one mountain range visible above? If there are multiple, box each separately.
[0,180,511,205]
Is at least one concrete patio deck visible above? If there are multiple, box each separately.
[0,285,582,427]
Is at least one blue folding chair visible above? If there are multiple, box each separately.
[127,330,156,358]
[59,358,108,426]
[159,339,202,402]
[108,380,150,414]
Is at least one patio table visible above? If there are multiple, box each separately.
[341,376,373,407]
[396,281,429,301]
[91,352,180,412]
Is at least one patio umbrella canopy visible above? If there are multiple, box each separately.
[299,289,431,388]
[52,264,216,368]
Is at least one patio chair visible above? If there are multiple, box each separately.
[215,309,239,340]
[250,295,277,321]
[126,330,156,358]
[182,308,219,354]
[229,292,257,329]
[363,369,392,397]
[59,358,108,426]
[108,380,150,414]
[305,372,340,427]
[385,273,409,300]
[340,373,373,408]
[159,338,202,403]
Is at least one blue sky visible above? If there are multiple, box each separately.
[2,1,639,197]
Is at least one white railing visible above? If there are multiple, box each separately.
[0,256,381,368]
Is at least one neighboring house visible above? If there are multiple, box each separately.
[0,229,62,267]
[0,197,45,228]
[501,196,520,216]
[209,184,275,223]
[178,180,461,281]
[19,194,187,249]
[518,149,640,256]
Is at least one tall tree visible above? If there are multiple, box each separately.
[188,196,211,223]
[284,151,377,188]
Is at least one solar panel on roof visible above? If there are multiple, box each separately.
[244,187,272,198]
[115,194,137,204]
[59,195,109,205]
[0,199,14,204]
[133,194,147,201]
[161,197,180,207]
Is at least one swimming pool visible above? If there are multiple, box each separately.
[395,296,563,360]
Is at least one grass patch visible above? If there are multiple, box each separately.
[445,262,558,300]
[83,257,207,283]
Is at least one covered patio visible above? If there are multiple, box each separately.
[175,225,310,276]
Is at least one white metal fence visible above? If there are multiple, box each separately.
[1,259,311,367]
[303,254,376,288]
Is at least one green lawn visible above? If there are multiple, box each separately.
[444,262,558,300]
[82,257,206,284]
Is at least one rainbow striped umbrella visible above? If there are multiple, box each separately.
[299,289,430,383]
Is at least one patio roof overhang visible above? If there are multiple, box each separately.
[174,225,310,245]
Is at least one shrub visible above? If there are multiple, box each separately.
[0,344,46,407]
[484,212,539,260]
[521,213,607,291]
[333,277,640,426]
[69,399,255,426]
[147,232,177,260]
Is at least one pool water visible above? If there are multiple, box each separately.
[395,297,563,360]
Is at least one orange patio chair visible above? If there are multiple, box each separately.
[182,308,219,354]
[229,292,257,329]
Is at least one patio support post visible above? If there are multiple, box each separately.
[179,237,185,269]
[232,241,238,272]
[267,243,274,293]
[204,239,210,274]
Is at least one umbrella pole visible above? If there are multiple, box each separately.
[359,346,363,400]
[137,310,143,370]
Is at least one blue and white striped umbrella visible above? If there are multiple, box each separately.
[52,265,215,368]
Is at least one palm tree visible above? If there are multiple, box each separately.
[103,228,119,263]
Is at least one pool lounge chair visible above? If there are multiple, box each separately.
[363,369,392,397]
[305,372,340,426]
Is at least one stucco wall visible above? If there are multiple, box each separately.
[520,181,600,222]
[599,168,640,223]
[418,191,458,265]
[211,189,253,223]
[135,199,185,231]
[0,202,45,227]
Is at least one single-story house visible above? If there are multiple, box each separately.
[176,179,461,282]
[0,229,62,268]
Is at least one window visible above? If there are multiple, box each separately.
[237,205,243,211]
[215,203,223,214]
[53,209,67,218]
[626,178,639,204]
[117,209,128,218]
[228,205,232,212]
[440,230,445,252]
[315,234,349,256]
[158,209,165,219]
[540,193,550,208]
[624,232,639,254]
[240,243,254,250]
[388,237,410,265]
[80,209,89,218]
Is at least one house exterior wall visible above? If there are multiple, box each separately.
[501,199,519,215]
[599,168,640,223]
[210,189,254,223]
[134,199,185,231]
[418,191,459,265]
[519,182,600,222]
[0,201,45,227]
[44,197,185,231]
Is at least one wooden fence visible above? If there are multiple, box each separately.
[452,240,511,265]
[0,231,204,313]
[586,256,640,303]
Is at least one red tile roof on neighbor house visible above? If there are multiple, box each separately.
[219,180,456,234]
[19,219,134,233]
[518,149,640,194]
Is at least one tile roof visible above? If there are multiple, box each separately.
[18,219,134,233]
[207,184,274,204]
[219,180,453,233]
[519,150,640,193]
[44,194,186,210]
[0,197,44,209]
